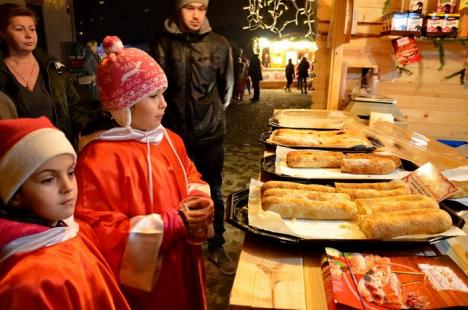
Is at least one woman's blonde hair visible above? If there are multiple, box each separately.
[86,40,98,50]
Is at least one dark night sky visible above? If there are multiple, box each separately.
[74,0,251,50]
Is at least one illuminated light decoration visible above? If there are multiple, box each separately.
[46,0,70,9]
[243,0,317,39]
[257,37,318,53]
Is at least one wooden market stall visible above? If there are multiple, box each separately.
[313,0,468,141]
[229,1,468,309]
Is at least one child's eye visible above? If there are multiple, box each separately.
[68,170,75,177]
[41,177,54,184]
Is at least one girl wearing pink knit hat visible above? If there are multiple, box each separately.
[75,36,212,310]
[0,116,130,309]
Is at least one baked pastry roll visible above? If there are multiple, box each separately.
[286,150,343,168]
[340,154,401,175]
[261,180,335,196]
[360,208,452,239]
[261,196,357,220]
[355,194,439,215]
[335,180,408,190]
[268,128,372,148]
[263,188,351,201]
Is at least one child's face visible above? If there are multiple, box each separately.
[131,88,167,131]
[12,154,77,226]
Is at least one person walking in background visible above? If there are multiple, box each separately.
[0,3,96,149]
[234,55,246,100]
[150,0,236,276]
[297,56,310,94]
[284,58,294,92]
[76,36,213,309]
[243,56,251,96]
[81,40,100,102]
[0,117,130,310]
[248,53,262,102]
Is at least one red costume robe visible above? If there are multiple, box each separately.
[0,217,130,309]
[75,127,210,310]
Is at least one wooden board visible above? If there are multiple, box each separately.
[230,235,306,310]
[303,254,328,310]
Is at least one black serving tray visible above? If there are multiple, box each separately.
[259,131,376,153]
[441,199,468,212]
[226,188,465,247]
[261,155,419,182]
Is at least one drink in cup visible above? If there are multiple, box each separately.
[180,196,214,245]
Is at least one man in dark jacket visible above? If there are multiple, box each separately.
[284,58,295,92]
[297,56,310,94]
[151,0,235,275]
[248,54,262,102]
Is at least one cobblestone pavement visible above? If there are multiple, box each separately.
[204,88,312,310]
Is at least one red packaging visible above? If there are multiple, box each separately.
[322,248,468,310]
[392,36,422,66]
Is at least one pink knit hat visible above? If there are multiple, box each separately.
[97,36,168,126]
[0,117,76,204]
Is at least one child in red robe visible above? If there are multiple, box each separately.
[0,117,130,309]
[75,36,214,310]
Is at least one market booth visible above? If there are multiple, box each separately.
[255,37,318,88]
[229,0,468,308]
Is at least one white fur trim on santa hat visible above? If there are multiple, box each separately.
[0,128,76,204]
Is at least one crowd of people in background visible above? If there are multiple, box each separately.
[232,53,316,102]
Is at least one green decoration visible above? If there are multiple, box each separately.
[383,0,391,15]
[416,37,467,71]
[397,65,413,77]
[444,69,466,84]
[432,40,445,71]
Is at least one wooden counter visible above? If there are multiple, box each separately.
[229,234,327,310]
[229,233,466,309]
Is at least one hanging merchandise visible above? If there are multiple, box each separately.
[392,36,422,66]
[437,0,457,13]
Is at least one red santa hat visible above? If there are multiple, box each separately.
[0,117,76,204]
[97,36,168,127]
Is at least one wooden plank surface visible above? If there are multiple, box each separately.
[230,235,306,310]
[303,254,328,310]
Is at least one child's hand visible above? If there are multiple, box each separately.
[179,196,214,245]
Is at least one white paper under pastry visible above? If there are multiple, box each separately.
[442,165,468,181]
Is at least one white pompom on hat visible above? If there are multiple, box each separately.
[0,117,76,204]
[97,36,168,127]
[176,0,209,9]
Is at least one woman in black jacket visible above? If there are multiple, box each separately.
[0,3,95,149]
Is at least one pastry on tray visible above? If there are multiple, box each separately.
[285,150,402,175]
[258,180,452,239]
[267,128,373,148]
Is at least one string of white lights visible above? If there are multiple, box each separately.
[243,0,316,38]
